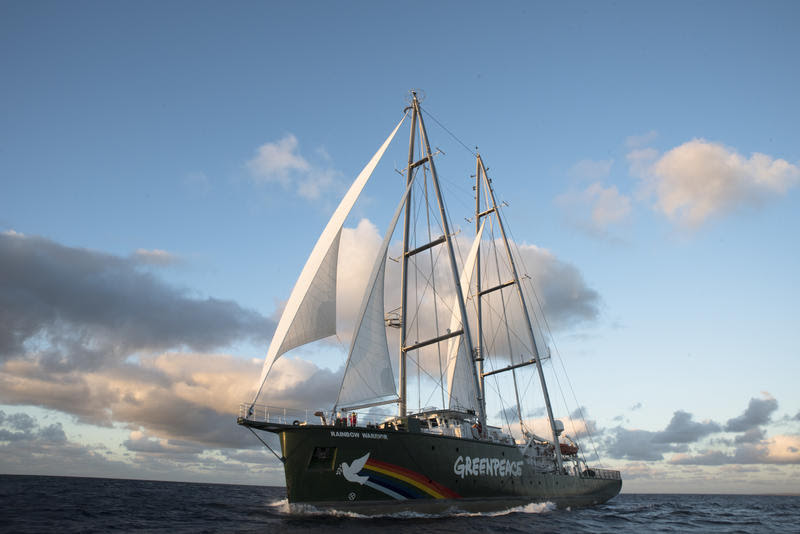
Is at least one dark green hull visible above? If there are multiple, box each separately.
[243,420,621,514]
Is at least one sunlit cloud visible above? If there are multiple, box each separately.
[557,182,632,232]
[246,134,342,200]
[629,139,799,227]
[669,434,800,465]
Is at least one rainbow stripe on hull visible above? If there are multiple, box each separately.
[360,458,460,501]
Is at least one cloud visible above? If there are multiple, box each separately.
[626,130,658,148]
[0,349,341,449]
[132,248,179,266]
[514,243,601,329]
[725,394,778,432]
[0,225,600,479]
[0,232,274,369]
[0,410,283,484]
[651,410,721,443]
[246,134,309,185]
[626,147,660,180]
[604,410,722,460]
[734,428,766,444]
[247,134,342,200]
[557,182,632,231]
[605,427,686,461]
[567,159,614,181]
[629,139,799,227]
[670,435,800,465]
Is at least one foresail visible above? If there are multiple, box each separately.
[279,229,340,356]
[445,220,485,412]
[250,114,407,407]
[335,176,417,412]
[335,256,395,411]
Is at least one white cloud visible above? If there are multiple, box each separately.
[629,139,800,227]
[246,134,309,186]
[246,134,341,200]
[626,147,660,180]
[557,182,632,231]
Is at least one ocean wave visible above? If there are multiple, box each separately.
[266,498,555,519]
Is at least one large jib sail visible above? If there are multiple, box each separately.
[335,176,417,412]
[445,220,485,412]
[250,114,407,407]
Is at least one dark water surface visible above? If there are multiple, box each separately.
[1,475,798,533]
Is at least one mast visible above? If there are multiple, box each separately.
[478,156,564,470]
[399,92,485,426]
[474,157,486,418]
[398,95,418,418]
[417,99,485,427]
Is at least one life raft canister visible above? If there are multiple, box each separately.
[471,421,483,439]
[559,443,579,455]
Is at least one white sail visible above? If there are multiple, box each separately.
[251,114,407,406]
[445,220,485,411]
[335,177,416,411]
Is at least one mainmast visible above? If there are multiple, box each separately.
[398,92,485,427]
[475,156,564,470]
[398,95,418,418]
[474,157,486,418]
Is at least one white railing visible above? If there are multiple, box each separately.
[239,403,318,425]
[239,403,396,428]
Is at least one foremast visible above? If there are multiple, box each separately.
[473,155,564,470]
[399,92,486,429]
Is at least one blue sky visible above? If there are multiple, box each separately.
[2,1,799,493]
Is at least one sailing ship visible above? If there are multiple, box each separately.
[238,92,621,514]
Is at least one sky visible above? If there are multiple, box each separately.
[1,1,799,494]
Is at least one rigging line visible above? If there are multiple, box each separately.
[419,105,477,158]
[247,427,284,464]
[488,210,525,435]
[509,227,603,468]
[406,349,452,393]
[477,244,534,355]
[404,242,449,332]
[423,166,446,409]
[480,301,516,435]
[480,290,532,363]
[522,273,601,467]
[487,359,514,437]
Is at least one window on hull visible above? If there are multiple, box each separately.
[308,446,337,471]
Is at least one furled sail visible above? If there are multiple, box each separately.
[445,220,485,412]
[335,176,417,412]
[250,114,407,407]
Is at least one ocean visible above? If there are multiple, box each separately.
[1,475,797,533]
